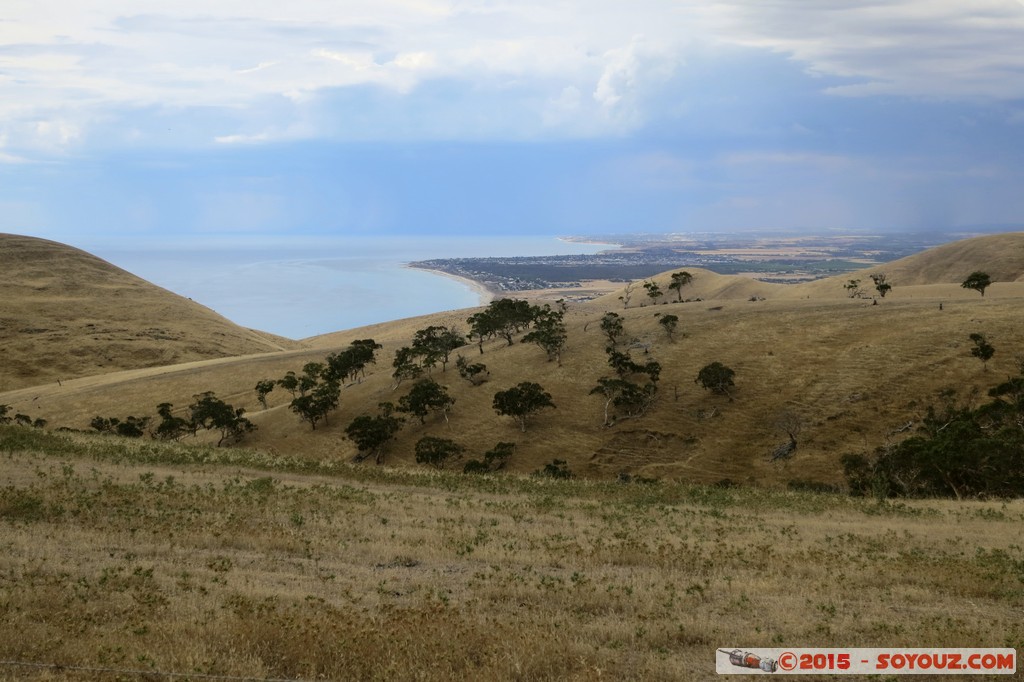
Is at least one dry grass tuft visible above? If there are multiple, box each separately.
[1,427,1022,680]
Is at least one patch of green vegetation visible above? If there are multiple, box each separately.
[705,259,871,276]
[0,426,955,520]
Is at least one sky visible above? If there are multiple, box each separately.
[3,0,1024,248]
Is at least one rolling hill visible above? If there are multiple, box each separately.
[860,230,1024,285]
[4,232,1023,679]
[3,231,1024,489]
[0,234,301,391]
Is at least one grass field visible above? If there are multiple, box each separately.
[4,233,1024,679]
[6,278,1024,490]
[1,426,1022,680]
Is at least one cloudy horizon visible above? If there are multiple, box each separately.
[3,1,1024,246]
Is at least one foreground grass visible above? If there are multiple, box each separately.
[1,427,1022,681]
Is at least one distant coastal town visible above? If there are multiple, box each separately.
[408,231,939,294]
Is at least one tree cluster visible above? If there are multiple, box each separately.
[463,442,515,474]
[465,298,571,362]
[467,299,536,351]
[91,415,150,438]
[92,392,254,446]
[591,344,662,426]
[843,367,1024,499]
[521,304,567,364]
[617,271,693,309]
[267,339,382,430]
[392,326,464,388]
[0,404,46,429]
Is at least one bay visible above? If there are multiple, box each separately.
[91,236,611,339]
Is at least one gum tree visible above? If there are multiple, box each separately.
[346,403,404,464]
[962,271,992,297]
[870,273,891,298]
[695,362,736,401]
[969,333,994,370]
[398,378,455,424]
[522,305,567,364]
[600,312,625,347]
[642,280,663,305]
[493,382,556,432]
[668,271,693,302]
[657,313,678,341]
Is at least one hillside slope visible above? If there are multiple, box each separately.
[845,231,1024,285]
[591,268,782,308]
[6,290,1023,488]
[0,234,300,391]
[593,233,1024,303]
[4,231,1024,489]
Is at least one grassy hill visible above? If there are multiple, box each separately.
[2,232,1024,489]
[1,426,1020,679]
[2,233,1023,678]
[0,234,301,391]
[860,230,1024,285]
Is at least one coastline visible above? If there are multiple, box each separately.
[556,236,621,252]
[404,263,495,306]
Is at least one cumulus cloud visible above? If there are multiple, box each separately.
[594,37,681,129]
[2,0,1023,154]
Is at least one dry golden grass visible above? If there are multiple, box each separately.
[0,234,301,392]
[860,231,1024,285]
[5,279,1024,489]
[1,426,1021,681]
[3,232,1024,490]
[3,233,1023,681]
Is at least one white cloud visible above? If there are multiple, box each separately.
[214,132,271,145]
[236,61,278,75]
[715,0,1024,100]
[593,36,680,127]
[542,85,582,127]
[34,120,81,146]
[0,1,700,149]
[0,152,29,164]
[392,51,436,71]
[1,0,1023,153]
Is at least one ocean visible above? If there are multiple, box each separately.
[91,236,611,339]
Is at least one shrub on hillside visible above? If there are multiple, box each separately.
[534,459,573,479]
[843,373,1024,499]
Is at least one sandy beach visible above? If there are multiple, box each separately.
[404,264,495,306]
[406,263,623,305]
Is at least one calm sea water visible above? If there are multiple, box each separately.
[92,236,610,339]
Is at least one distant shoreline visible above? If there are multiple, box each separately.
[557,236,622,251]
[404,264,495,306]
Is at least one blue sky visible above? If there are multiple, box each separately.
[3,0,1024,247]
